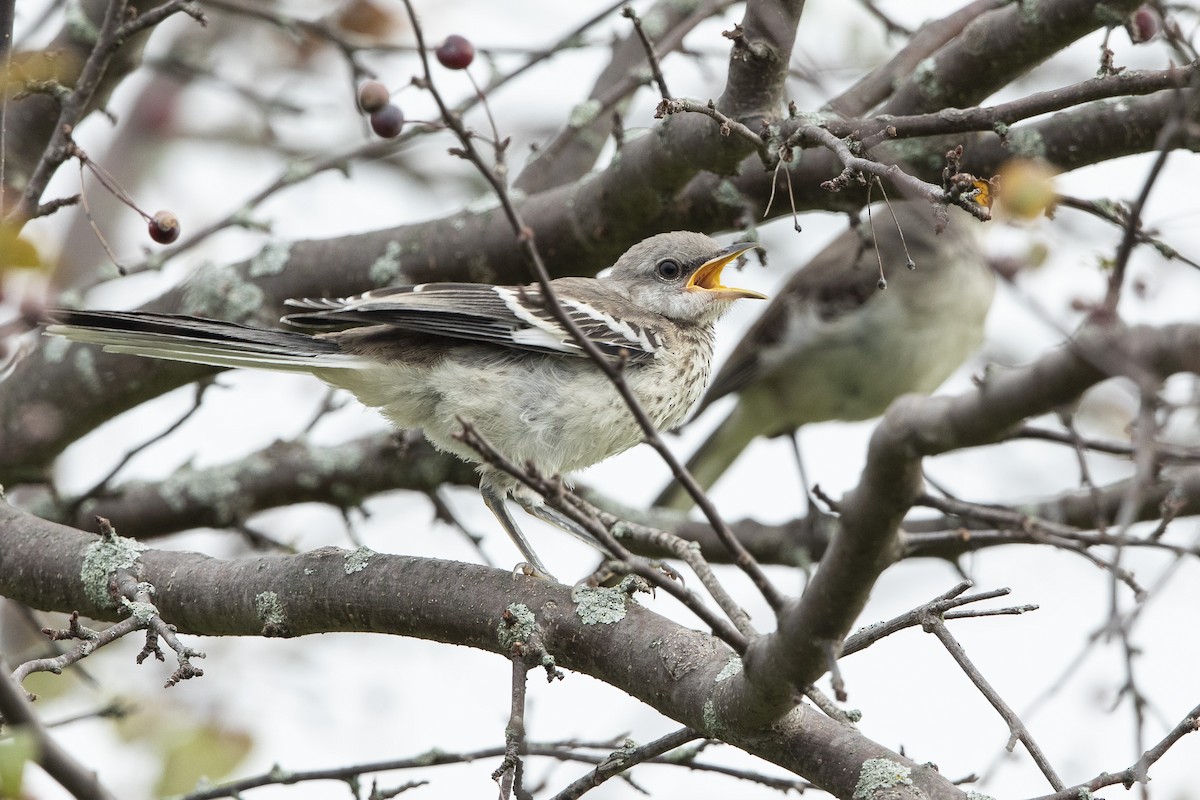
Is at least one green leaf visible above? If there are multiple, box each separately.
[0,726,39,799]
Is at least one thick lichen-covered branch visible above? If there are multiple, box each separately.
[0,498,969,799]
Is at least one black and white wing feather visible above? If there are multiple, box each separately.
[283,281,664,363]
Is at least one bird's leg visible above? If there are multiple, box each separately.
[480,484,665,587]
[516,497,612,558]
[788,427,811,514]
[479,484,555,579]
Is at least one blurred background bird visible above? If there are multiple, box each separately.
[655,202,994,510]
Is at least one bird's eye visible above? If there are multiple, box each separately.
[655,259,683,281]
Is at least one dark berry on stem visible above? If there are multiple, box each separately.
[358,80,390,113]
[436,35,475,70]
[370,104,405,138]
[149,210,180,244]
[1129,6,1160,43]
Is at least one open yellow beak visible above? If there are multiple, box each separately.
[686,243,767,300]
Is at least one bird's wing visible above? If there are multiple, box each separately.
[283,281,662,363]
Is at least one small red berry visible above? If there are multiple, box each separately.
[148,210,180,244]
[1128,5,1160,43]
[358,80,390,113]
[436,34,475,70]
[370,104,405,138]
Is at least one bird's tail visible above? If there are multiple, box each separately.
[654,401,758,511]
[45,310,364,373]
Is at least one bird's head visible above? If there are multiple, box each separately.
[608,232,766,325]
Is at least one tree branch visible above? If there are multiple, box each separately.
[0,498,972,800]
[730,323,1200,723]
[879,0,1146,115]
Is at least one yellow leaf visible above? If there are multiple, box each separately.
[0,225,42,272]
[153,722,253,797]
[995,159,1058,220]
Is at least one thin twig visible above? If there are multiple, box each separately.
[1004,424,1200,463]
[69,379,214,513]
[1024,703,1200,800]
[1103,110,1186,312]
[298,386,349,437]
[119,131,432,276]
[841,582,1036,657]
[12,611,138,687]
[923,615,1065,792]
[1055,194,1200,272]
[913,492,1149,596]
[803,685,858,727]
[493,656,530,798]
[77,160,127,273]
[116,0,206,39]
[109,570,206,687]
[622,4,672,100]
[550,728,701,800]
[177,737,809,800]
[789,123,990,220]
[855,0,912,36]
[1109,391,1163,614]
[1057,408,1110,534]
[658,97,769,162]
[0,657,121,800]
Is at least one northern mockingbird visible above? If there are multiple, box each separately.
[655,203,994,510]
[47,232,764,576]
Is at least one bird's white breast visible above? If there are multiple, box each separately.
[319,330,714,488]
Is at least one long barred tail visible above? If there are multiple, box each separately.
[45,309,364,373]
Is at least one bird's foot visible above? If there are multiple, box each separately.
[512,561,558,581]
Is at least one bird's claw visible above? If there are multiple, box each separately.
[512,561,557,581]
